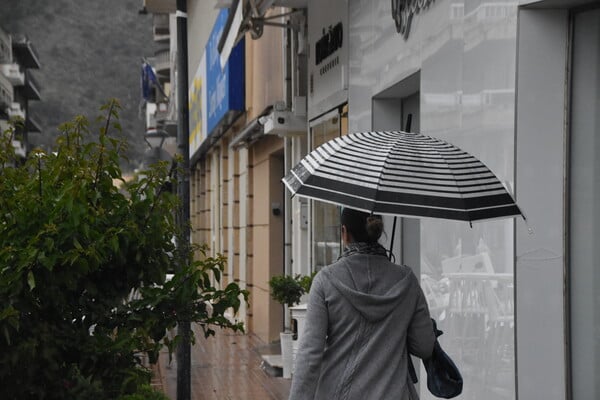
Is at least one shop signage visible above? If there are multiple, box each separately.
[307,0,348,120]
[315,22,343,76]
[391,0,436,40]
[206,8,245,136]
[189,52,207,159]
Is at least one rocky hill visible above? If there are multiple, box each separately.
[1,0,157,170]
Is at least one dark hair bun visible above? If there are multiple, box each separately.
[341,208,384,243]
[366,216,384,242]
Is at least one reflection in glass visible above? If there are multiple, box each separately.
[420,220,515,400]
[310,110,347,271]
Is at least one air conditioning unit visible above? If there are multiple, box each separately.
[262,110,306,136]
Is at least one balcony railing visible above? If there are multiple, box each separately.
[153,14,170,36]
[8,102,25,119]
[0,63,25,86]
[21,70,41,100]
[11,34,40,69]
[154,48,170,78]
[0,72,14,110]
[12,139,26,158]
[0,26,11,64]
[26,114,41,133]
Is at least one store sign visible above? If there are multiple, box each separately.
[391,0,436,40]
[315,22,343,76]
[206,8,245,136]
[308,0,348,120]
[189,52,207,159]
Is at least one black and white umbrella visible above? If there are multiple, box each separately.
[282,130,523,223]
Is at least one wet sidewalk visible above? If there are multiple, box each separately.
[155,324,291,400]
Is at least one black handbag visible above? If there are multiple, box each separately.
[408,319,463,399]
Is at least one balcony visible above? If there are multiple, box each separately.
[12,139,26,158]
[154,48,170,79]
[20,71,41,100]
[0,72,14,111]
[8,102,25,119]
[11,34,40,69]
[153,13,170,42]
[26,114,41,133]
[155,102,169,124]
[146,101,169,129]
[0,63,25,85]
[0,27,11,64]
[143,0,176,14]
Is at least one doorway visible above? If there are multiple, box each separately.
[372,71,421,273]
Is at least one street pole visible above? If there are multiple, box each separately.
[175,0,191,399]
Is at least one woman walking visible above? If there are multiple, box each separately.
[289,208,436,400]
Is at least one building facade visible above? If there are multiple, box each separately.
[0,26,41,160]
[145,1,599,398]
[185,3,306,343]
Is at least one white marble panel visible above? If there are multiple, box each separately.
[348,1,520,399]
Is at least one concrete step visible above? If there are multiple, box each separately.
[260,354,283,377]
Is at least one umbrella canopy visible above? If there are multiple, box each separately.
[282,130,522,223]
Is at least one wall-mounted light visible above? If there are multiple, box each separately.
[144,129,169,149]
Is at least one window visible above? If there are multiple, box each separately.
[309,106,348,271]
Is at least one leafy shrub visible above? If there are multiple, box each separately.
[269,275,304,307]
[0,100,248,399]
[268,272,316,307]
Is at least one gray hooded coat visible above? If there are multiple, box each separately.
[288,252,436,400]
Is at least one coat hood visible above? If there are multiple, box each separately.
[322,255,417,322]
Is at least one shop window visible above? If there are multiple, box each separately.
[309,105,348,271]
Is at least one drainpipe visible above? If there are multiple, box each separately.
[175,0,191,399]
[282,12,293,331]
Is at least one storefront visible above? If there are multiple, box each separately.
[188,4,308,343]
[298,0,600,399]
[298,0,350,277]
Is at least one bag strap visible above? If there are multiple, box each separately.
[408,355,418,384]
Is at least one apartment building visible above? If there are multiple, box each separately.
[0,26,41,161]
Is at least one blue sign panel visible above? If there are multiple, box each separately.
[206,8,245,136]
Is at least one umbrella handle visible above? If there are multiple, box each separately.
[389,216,397,261]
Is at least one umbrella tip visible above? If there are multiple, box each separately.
[518,207,534,235]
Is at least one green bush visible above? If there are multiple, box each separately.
[0,100,248,399]
[268,272,316,308]
[268,275,304,307]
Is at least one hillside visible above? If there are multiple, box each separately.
[1,0,157,170]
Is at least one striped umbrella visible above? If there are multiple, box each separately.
[282,130,523,223]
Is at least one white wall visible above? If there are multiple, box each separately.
[515,8,569,400]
